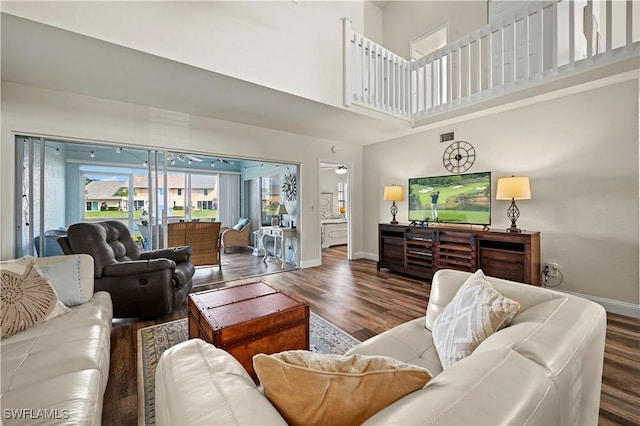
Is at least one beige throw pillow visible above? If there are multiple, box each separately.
[1,257,70,338]
[432,269,520,369]
[253,350,431,426]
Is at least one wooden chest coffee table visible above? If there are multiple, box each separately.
[188,280,310,379]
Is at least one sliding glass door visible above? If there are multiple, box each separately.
[80,166,151,244]
[15,137,224,256]
[15,135,294,263]
[261,174,281,226]
[191,174,218,221]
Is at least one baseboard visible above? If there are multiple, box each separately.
[351,251,374,260]
[357,252,378,261]
[300,259,321,269]
[557,289,640,319]
[301,253,374,266]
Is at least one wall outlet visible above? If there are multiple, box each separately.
[545,262,560,277]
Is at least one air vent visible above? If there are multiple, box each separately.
[440,131,455,143]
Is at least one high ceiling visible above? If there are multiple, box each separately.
[1,13,415,146]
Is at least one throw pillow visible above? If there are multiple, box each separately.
[432,269,521,369]
[0,257,71,339]
[36,255,86,306]
[232,218,250,230]
[253,350,431,426]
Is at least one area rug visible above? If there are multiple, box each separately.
[137,312,361,426]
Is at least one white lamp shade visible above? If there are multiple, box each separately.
[383,185,404,201]
[496,176,531,200]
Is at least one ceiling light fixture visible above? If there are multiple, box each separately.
[335,165,348,175]
[89,151,96,158]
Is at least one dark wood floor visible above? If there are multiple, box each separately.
[102,246,640,425]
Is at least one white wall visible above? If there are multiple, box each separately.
[364,1,384,45]
[0,81,364,267]
[1,0,378,109]
[382,0,487,59]
[364,77,639,306]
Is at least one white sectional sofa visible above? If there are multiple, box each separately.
[1,255,113,425]
[154,269,607,425]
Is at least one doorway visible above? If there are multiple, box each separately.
[15,135,300,284]
[319,161,351,260]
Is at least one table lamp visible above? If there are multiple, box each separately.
[383,185,404,224]
[496,176,531,233]
[277,204,288,226]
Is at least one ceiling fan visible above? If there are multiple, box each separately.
[167,153,235,167]
[167,153,202,165]
[321,164,348,175]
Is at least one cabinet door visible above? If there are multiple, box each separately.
[381,236,405,268]
[479,247,525,282]
[405,228,436,278]
[436,231,476,272]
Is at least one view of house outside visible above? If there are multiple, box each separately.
[84,172,218,221]
[82,169,219,246]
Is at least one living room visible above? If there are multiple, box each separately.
[2,0,637,314]
[0,1,638,425]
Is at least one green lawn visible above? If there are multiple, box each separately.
[409,209,489,223]
[85,211,144,219]
[409,179,490,224]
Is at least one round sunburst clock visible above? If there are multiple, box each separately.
[443,141,476,174]
[282,172,297,202]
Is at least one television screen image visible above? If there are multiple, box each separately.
[408,172,491,225]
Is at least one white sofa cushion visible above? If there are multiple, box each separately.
[346,318,443,376]
[362,349,559,426]
[1,292,112,425]
[1,255,111,426]
[155,339,287,426]
[1,292,112,394]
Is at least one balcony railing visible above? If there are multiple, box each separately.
[344,0,639,124]
[343,22,412,120]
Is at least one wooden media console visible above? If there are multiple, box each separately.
[378,223,540,285]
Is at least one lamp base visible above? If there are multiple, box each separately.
[506,199,522,233]
[389,201,399,225]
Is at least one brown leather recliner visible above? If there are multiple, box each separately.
[58,221,195,318]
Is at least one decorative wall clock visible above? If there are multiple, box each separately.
[282,172,297,202]
[443,141,476,174]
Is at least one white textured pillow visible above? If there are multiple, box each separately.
[37,255,86,306]
[1,257,70,338]
[432,269,520,369]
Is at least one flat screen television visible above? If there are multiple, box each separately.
[408,171,491,225]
